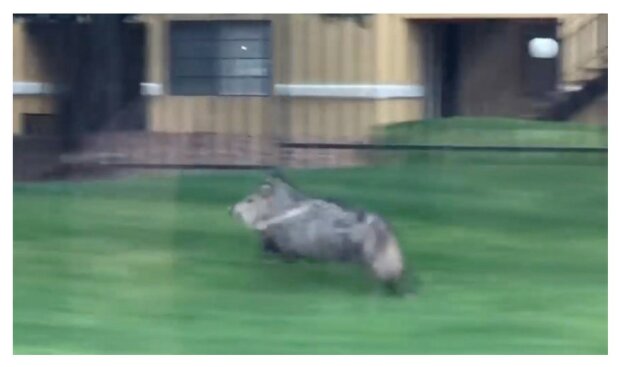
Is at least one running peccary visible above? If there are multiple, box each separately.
[229,172,412,295]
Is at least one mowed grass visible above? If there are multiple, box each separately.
[14,156,607,354]
[379,117,608,148]
[14,118,607,354]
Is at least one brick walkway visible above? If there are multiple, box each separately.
[77,132,369,168]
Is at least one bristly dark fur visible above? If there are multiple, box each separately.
[269,169,366,219]
[252,169,413,294]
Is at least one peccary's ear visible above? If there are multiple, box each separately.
[258,183,274,197]
[269,167,285,178]
[266,170,292,188]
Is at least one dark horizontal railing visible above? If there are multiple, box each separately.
[95,162,276,170]
[279,142,608,153]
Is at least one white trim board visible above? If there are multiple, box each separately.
[13,82,162,96]
[274,84,425,99]
[140,82,164,96]
[14,82,425,99]
[13,81,63,95]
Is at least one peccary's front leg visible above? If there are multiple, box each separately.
[260,233,301,263]
[261,233,281,255]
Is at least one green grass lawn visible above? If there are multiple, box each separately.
[13,119,608,354]
[379,117,608,148]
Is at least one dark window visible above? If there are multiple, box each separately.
[22,114,58,137]
[169,21,272,96]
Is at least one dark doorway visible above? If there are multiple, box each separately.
[421,21,462,118]
[25,18,146,150]
[440,23,461,117]
[421,19,559,119]
[519,20,559,98]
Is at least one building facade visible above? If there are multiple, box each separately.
[12,14,607,175]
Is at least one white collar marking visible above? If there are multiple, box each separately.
[255,204,312,230]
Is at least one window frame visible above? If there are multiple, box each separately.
[168,20,273,97]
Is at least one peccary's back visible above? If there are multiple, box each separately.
[264,200,377,261]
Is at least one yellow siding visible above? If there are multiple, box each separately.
[13,23,25,80]
[286,99,377,141]
[285,14,379,83]
[145,15,166,84]
[13,22,67,83]
[149,96,271,135]
[306,15,323,82]
[559,14,599,37]
[272,15,290,84]
[376,99,423,125]
[13,22,44,82]
[13,23,62,135]
[147,98,272,135]
[18,13,604,142]
[360,16,376,82]
[560,14,607,83]
[145,14,425,138]
[145,14,275,135]
[374,14,422,85]
[409,22,424,85]
[14,14,428,138]
[374,15,390,83]
[373,15,424,123]
[288,14,307,83]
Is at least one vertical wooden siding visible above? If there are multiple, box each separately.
[560,14,607,84]
[145,14,426,139]
[13,22,61,135]
[145,14,274,136]
[374,15,424,125]
[284,14,381,141]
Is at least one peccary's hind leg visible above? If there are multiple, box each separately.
[383,279,406,297]
[260,234,301,263]
[279,251,302,263]
[383,271,422,297]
